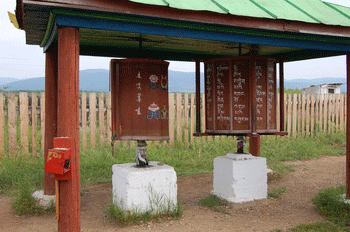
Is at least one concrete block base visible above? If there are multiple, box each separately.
[112,162,177,213]
[212,153,267,203]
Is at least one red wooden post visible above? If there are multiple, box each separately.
[346,54,350,198]
[57,27,80,231]
[44,46,58,195]
[195,59,201,134]
[249,49,260,156]
[279,61,285,132]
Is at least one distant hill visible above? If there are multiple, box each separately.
[0,69,346,92]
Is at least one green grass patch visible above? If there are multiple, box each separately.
[198,195,229,214]
[287,222,350,232]
[12,180,55,216]
[268,186,287,199]
[107,201,182,226]
[312,186,350,226]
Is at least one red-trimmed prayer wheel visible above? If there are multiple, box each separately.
[110,58,169,140]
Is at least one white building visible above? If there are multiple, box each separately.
[302,83,344,95]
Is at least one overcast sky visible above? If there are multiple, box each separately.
[1,0,350,80]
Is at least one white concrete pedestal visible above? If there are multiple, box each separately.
[112,162,177,213]
[212,153,267,203]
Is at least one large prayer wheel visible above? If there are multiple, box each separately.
[204,56,277,135]
[110,58,170,140]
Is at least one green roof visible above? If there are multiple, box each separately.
[129,0,350,26]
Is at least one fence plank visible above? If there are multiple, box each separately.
[340,94,344,131]
[305,95,310,136]
[169,93,175,144]
[315,95,320,133]
[292,94,297,137]
[310,94,315,136]
[335,94,340,132]
[284,93,287,131]
[0,93,3,157]
[190,93,195,142]
[99,92,105,146]
[20,92,29,153]
[176,93,182,142]
[90,93,96,148]
[32,92,37,157]
[323,94,328,134]
[184,93,189,144]
[40,93,45,153]
[297,94,301,135]
[287,94,292,137]
[106,92,112,144]
[81,92,87,150]
[277,93,280,131]
[8,93,17,154]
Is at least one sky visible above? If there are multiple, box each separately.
[1,0,350,80]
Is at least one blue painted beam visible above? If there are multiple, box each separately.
[55,14,350,53]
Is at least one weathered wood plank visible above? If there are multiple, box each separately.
[32,92,37,157]
[176,93,182,142]
[292,94,297,137]
[190,93,195,142]
[323,94,328,134]
[20,92,29,153]
[107,92,112,144]
[306,94,310,136]
[8,93,17,154]
[40,92,45,153]
[184,93,189,144]
[287,94,292,137]
[90,92,96,148]
[169,93,175,144]
[99,92,105,146]
[81,92,87,150]
[310,94,315,136]
[340,94,344,131]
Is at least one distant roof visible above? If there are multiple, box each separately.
[129,0,350,27]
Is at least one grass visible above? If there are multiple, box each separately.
[198,194,230,214]
[268,186,287,199]
[272,186,350,232]
[312,186,350,226]
[107,201,182,226]
[272,222,350,232]
[0,132,347,216]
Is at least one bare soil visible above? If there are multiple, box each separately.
[0,155,346,232]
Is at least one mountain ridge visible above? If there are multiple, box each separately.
[0,69,346,92]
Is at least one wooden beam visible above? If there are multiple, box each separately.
[57,26,80,231]
[347,54,350,198]
[44,45,58,196]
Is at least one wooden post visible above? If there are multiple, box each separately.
[346,54,350,198]
[57,26,80,231]
[44,46,58,195]
[249,49,260,156]
[279,61,285,132]
[195,60,201,135]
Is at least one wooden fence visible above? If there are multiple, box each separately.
[0,92,346,157]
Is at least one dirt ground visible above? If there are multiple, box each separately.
[0,155,347,232]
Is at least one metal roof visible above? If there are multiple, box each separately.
[129,0,350,26]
